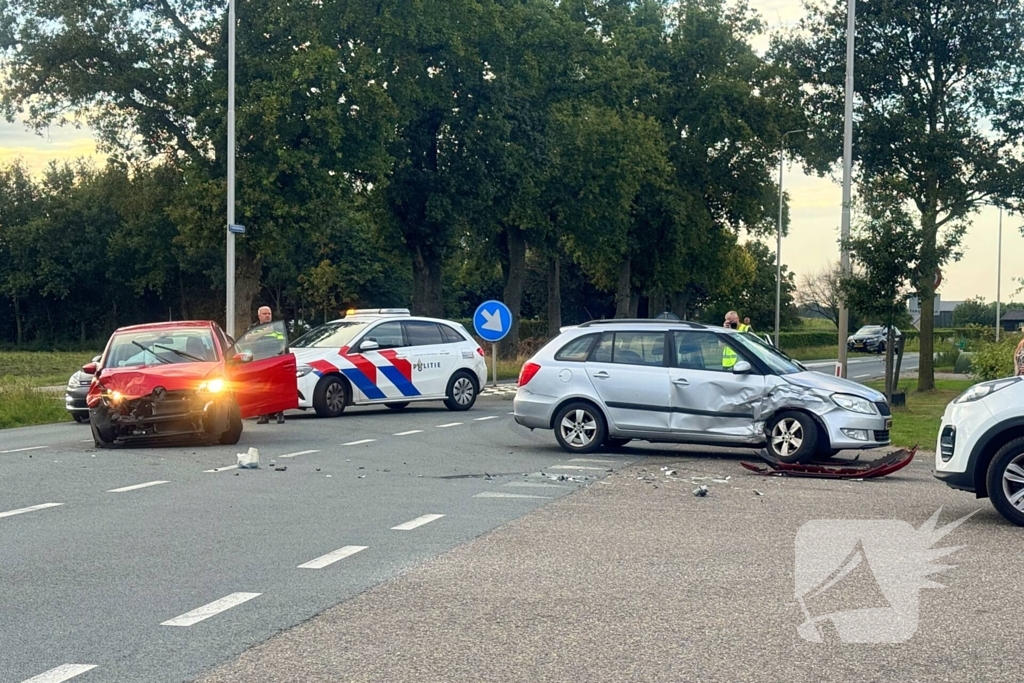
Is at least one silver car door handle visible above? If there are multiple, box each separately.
[672,378,689,386]
[592,371,611,379]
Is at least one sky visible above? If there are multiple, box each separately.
[1,0,1021,305]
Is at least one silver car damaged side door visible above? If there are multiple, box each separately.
[668,331,767,443]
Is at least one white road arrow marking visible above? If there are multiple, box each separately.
[481,308,503,332]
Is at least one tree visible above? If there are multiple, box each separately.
[952,298,991,328]
[841,194,919,398]
[774,0,1024,390]
[796,264,844,328]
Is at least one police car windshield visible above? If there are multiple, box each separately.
[291,321,367,349]
[731,333,802,375]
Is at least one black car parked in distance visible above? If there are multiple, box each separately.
[847,326,902,354]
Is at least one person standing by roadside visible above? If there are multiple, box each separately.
[743,317,753,333]
[722,311,750,369]
[254,305,287,425]
[1014,332,1024,377]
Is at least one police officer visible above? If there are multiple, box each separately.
[254,306,287,425]
[722,310,749,369]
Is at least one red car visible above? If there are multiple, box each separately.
[85,320,297,448]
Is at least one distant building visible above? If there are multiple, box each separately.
[908,296,961,329]
[1001,310,1024,332]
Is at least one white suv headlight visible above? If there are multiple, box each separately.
[954,377,1021,404]
[831,393,876,414]
[296,365,314,378]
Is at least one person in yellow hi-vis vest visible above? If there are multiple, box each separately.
[722,311,749,369]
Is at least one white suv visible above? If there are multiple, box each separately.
[934,376,1024,525]
[290,309,488,417]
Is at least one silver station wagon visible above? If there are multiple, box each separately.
[513,320,892,461]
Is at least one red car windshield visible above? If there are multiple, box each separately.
[105,328,219,368]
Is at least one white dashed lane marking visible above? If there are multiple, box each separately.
[279,450,320,459]
[343,439,376,446]
[394,430,423,436]
[437,423,463,428]
[161,592,261,627]
[392,514,444,531]
[474,491,551,499]
[298,545,368,569]
[474,416,500,421]
[0,446,47,454]
[0,503,63,520]
[548,465,608,471]
[20,664,97,683]
[204,465,239,473]
[503,482,570,489]
[107,480,169,493]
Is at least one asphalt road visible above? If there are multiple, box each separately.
[1,395,640,683]
[804,352,920,382]
[194,446,1018,683]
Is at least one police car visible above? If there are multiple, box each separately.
[291,309,488,417]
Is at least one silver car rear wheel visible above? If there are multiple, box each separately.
[553,403,607,454]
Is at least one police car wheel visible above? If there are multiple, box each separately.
[386,402,410,410]
[444,372,478,411]
[313,376,349,418]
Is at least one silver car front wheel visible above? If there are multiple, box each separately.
[766,411,817,464]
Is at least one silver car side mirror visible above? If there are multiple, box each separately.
[733,360,752,374]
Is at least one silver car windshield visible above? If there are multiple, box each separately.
[855,326,883,335]
[290,321,368,348]
[731,333,802,375]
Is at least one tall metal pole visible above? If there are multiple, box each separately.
[996,207,1002,342]
[225,0,237,337]
[775,129,804,348]
[776,145,784,349]
[836,0,855,378]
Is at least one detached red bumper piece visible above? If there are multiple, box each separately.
[741,447,916,479]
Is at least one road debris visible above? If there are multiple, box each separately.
[741,448,916,479]
[236,447,259,469]
[692,485,709,497]
[274,466,287,472]
[753,489,764,496]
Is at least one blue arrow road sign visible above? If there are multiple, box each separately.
[473,300,512,343]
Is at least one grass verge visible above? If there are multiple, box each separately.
[0,351,96,387]
[864,378,974,450]
[0,382,70,429]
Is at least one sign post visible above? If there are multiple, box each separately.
[473,300,513,389]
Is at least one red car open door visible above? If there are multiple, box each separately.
[228,321,299,418]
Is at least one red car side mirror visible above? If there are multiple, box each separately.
[231,352,254,364]
[82,362,98,375]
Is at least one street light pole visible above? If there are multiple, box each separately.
[775,129,805,348]
[996,206,1002,342]
[836,0,855,378]
[225,0,237,338]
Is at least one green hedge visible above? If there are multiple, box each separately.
[453,318,550,342]
[971,337,1019,381]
